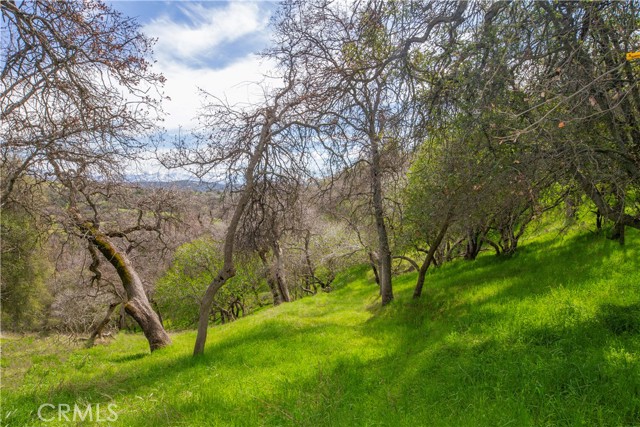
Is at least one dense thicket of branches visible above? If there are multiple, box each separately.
[1,0,171,351]
[1,0,638,356]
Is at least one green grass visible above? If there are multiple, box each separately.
[2,227,639,426]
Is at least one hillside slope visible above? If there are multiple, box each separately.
[2,228,639,426]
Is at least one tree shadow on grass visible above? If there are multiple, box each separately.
[4,318,367,426]
[396,231,639,322]
[241,303,640,427]
[110,352,148,363]
[4,231,638,426]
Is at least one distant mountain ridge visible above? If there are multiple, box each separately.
[132,179,224,192]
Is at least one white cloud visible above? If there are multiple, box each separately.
[158,53,277,130]
[146,2,267,64]
[142,2,277,131]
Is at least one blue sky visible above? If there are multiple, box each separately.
[109,1,279,132]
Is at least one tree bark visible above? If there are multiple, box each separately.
[85,302,119,349]
[267,277,283,306]
[76,220,171,352]
[273,240,291,303]
[413,219,450,299]
[574,170,639,240]
[370,135,393,305]
[609,197,626,245]
[368,251,381,287]
[464,227,484,260]
[260,250,283,306]
[193,111,273,356]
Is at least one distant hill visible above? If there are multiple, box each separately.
[132,179,224,192]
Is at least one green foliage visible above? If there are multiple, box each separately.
[0,209,52,331]
[2,226,639,426]
[156,237,266,329]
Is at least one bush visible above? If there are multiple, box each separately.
[156,237,266,329]
[0,209,52,331]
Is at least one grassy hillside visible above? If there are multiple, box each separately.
[2,227,639,426]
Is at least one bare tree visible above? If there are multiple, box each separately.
[47,166,178,351]
[237,176,303,305]
[164,67,321,355]
[0,0,173,349]
[270,0,469,305]
[1,0,164,205]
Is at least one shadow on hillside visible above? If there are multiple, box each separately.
[389,232,638,324]
[6,232,639,426]
[251,301,640,426]
[7,318,367,424]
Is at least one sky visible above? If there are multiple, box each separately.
[107,1,279,179]
[110,0,279,132]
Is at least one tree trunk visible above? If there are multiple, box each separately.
[368,251,381,287]
[574,171,640,235]
[610,220,625,245]
[260,250,282,306]
[464,227,484,260]
[273,241,291,302]
[85,302,119,348]
[303,230,320,294]
[499,226,519,256]
[608,196,626,245]
[118,304,127,330]
[413,219,450,299]
[370,136,393,305]
[193,112,272,356]
[267,277,283,306]
[77,222,171,352]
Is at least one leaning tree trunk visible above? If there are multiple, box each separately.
[368,251,381,288]
[193,114,272,356]
[574,172,640,243]
[370,135,393,305]
[77,221,171,351]
[413,219,450,299]
[85,302,120,349]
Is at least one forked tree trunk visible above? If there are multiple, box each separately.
[464,227,484,261]
[77,221,171,351]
